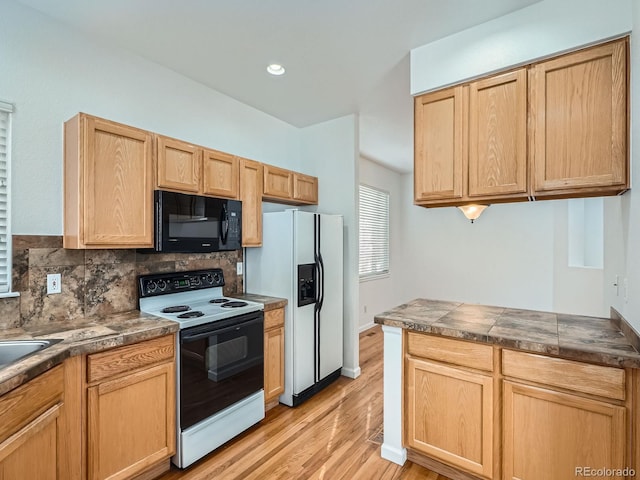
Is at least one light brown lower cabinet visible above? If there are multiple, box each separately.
[404,331,635,480]
[0,336,179,480]
[0,366,65,480]
[264,308,285,408]
[86,335,176,480]
[503,381,626,480]
[405,356,494,479]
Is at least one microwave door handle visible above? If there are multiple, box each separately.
[220,204,229,245]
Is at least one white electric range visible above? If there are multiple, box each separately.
[138,269,265,469]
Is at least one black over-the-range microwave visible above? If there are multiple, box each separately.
[150,190,242,253]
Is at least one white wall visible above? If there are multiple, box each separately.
[358,157,404,330]
[0,1,301,235]
[398,179,557,311]
[300,115,360,378]
[411,0,633,95]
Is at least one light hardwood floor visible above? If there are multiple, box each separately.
[157,326,451,480]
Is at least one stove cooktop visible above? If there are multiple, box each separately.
[138,269,263,329]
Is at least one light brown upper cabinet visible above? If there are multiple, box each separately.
[293,172,318,204]
[64,113,154,249]
[156,136,240,199]
[468,69,527,200]
[414,86,464,203]
[156,135,201,193]
[263,164,318,205]
[202,148,239,199]
[414,69,528,207]
[530,38,628,198]
[263,164,294,201]
[240,157,263,247]
[414,37,629,209]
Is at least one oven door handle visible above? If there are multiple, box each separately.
[180,316,263,343]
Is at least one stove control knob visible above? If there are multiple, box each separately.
[146,280,157,294]
[204,273,213,284]
[192,276,201,286]
[213,272,221,285]
[157,279,167,291]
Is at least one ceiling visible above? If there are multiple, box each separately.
[16,0,539,173]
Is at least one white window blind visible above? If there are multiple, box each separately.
[359,184,389,279]
[0,101,12,293]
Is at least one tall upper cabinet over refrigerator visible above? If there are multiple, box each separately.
[246,210,344,406]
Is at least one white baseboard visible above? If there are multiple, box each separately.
[381,443,407,465]
[341,366,361,379]
[359,321,377,332]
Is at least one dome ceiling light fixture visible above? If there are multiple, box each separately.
[457,204,489,223]
[267,64,286,76]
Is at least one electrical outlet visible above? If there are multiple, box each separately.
[236,262,243,275]
[47,273,61,294]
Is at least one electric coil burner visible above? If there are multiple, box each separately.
[177,311,204,319]
[138,268,265,469]
[222,301,249,308]
[162,305,191,314]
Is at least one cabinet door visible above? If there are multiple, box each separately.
[293,173,318,204]
[414,86,465,203]
[156,135,201,193]
[87,362,175,480]
[469,69,527,198]
[263,164,293,201]
[0,406,61,480]
[503,381,626,480]
[264,326,285,401]
[83,116,154,247]
[202,148,239,199]
[240,158,263,247]
[530,39,628,196]
[405,356,493,478]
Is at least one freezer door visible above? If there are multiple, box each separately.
[293,302,315,395]
[317,214,344,380]
[292,211,317,395]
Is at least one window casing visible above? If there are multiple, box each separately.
[359,184,389,280]
[0,101,12,293]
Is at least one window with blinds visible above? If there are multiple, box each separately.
[359,184,389,279]
[0,101,12,293]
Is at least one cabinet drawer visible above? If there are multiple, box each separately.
[0,365,64,443]
[406,332,493,372]
[87,335,175,384]
[502,349,625,400]
[265,308,284,330]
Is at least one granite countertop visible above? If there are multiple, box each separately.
[233,293,288,311]
[0,310,178,396]
[375,299,640,368]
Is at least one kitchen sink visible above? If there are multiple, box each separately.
[0,339,63,369]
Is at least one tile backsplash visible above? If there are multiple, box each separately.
[2,235,243,329]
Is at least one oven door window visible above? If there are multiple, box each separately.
[179,312,264,430]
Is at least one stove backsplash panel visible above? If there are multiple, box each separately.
[3,235,243,328]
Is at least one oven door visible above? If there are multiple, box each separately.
[178,311,264,430]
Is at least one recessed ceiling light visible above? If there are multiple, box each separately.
[267,64,285,76]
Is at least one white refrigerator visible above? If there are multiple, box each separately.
[246,210,344,407]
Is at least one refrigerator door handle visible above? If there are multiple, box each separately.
[318,253,325,311]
